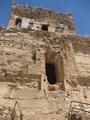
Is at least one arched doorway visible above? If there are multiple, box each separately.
[45,50,65,90]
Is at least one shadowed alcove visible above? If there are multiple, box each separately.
[45,63,56,85]
[45,50,65,90]
[16,18,22,28]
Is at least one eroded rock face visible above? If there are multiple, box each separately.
[0,4,90,120]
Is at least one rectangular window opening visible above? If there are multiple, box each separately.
[41,24,48,31]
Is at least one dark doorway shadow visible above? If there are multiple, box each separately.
[46,63,56,84]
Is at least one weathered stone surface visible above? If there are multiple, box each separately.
[0,4,90,120]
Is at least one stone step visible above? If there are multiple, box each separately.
[8,88,43,100]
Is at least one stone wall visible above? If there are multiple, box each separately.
[0,30,77,91]
[0,30,90,119]
[72,36,90,86]
[0,4,90,119]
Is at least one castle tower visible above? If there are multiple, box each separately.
[8,4,75,35]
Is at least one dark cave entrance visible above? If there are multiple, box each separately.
[45,63,57,85]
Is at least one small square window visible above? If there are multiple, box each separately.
[41,24,48,31]
[16,18,22,28]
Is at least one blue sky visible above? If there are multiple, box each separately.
[0,0,90,35]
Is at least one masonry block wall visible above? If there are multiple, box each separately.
[0,30,78,91]
[72,36,90,86]
[0,4,90,120]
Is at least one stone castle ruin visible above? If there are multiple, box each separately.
[0,4,90,120]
